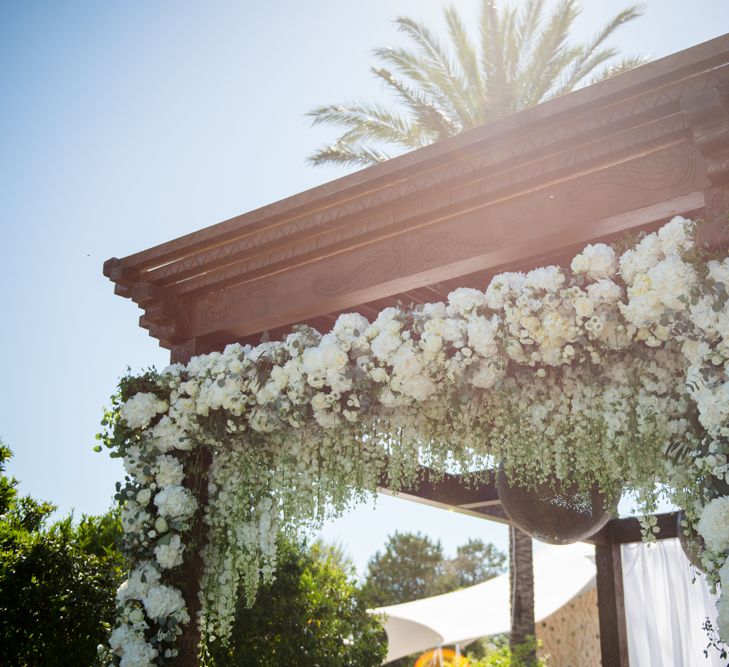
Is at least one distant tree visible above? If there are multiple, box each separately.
[436,538,507,591]
[363,531,446,606]
[363,531,506,607]
[0,441,124,666]
[208,537,386,666]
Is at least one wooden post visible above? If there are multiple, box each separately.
[173,341,208,667]
[595,541,630,667]
[509,526,536,661]
[174,449,211,667]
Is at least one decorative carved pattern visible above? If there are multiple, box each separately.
[704,185,729,221]
[165,115,691,297]
[681,86,729,186]
[536,586,601,667]
[138,287,191,346]
[204,280,276,324]
[310,145,696,299]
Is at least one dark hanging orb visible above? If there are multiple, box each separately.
[677,509,705,571]
[496,468,613,545]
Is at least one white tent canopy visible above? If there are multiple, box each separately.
[372,543,595,663]
[372,540,721,665]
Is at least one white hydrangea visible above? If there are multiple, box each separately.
[586,279,622,303]
[332,312,370,353]
[470,360,504,388]
[523,266,565,292]
[619,234,662,285]
[708,258,729,286]
[485,272,525,310]
[150,415,191,453]
[571,243,617,280]
[143,584,187,621]
[120,641,158,667]
[116,561,161,602]
[446,287,486,316]
[154,534,185,570]
[120,392,168,430]
[467,315,499,358]
[110,625,158,667]
[692,382,729,437]
[123,445,148,480]
[155,454,185,487]
[697,496,729,553]
[154,485,198,521]
[657,216,694,255]
[121,501,151,535]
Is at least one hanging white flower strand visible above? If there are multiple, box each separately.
[102,216,729,665]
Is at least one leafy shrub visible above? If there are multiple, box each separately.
[0,442,124,666]
[207,537,387,666]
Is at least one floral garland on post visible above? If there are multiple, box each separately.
[100,216,729,666]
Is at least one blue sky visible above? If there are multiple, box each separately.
[2,0,728,574]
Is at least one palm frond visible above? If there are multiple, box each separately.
[372,66,459,139]
[559,4,645,91]
[372,46,466,126]
[550,47,618,98]
[392,15,475,127]
[443,5,482,123]
[480,0,509,116]
[518,0,579,107]
[511,0,543,70]
[307,103,427,149]
[307,142,393,168]
[589,55,647,85]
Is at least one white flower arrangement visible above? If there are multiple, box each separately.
[104,216,729,663]
[120,393,168,430]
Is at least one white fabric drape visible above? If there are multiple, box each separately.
[622,538,722,667]
[375,538,722,665]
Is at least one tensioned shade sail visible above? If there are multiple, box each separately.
[371,542,595,663]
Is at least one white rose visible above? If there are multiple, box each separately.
[574,297,594,318]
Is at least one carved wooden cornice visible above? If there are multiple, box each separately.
[105,34,729,362]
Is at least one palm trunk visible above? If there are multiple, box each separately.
[509,526,536,663]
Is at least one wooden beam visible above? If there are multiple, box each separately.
[595,541,630,667]
[112,33,729,277]
[106,36,729,351]
[191,175,705,341]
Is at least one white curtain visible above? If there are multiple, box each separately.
[622,538,723,666]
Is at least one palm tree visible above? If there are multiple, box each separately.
[307,0,644,168]
[308,3,645,662]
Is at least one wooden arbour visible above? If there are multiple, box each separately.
[106,34,729,667]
